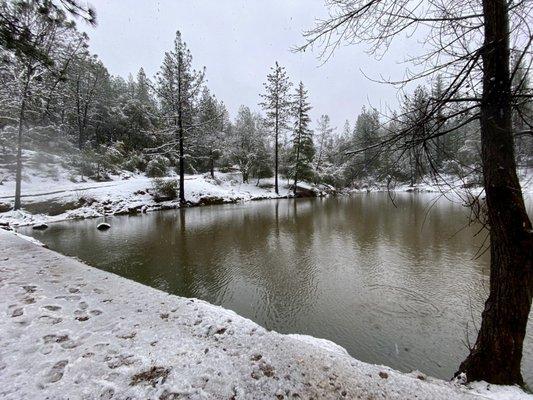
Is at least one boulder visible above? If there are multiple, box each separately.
[96,222,111,231]
[32,223,48,230]
[198,196,226,206]
[0,202,11,213]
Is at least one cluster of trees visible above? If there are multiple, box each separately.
[2,1,530,210]
[0,1,318,207]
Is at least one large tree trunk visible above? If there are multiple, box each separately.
[178,117,185,205]
[456,0,532,386]
[14,94,27,211]
[274,109,279,195]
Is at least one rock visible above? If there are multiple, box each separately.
[32,223,48,230]
[198,196,226,206]
[97,222,111,231]
[379,371,389,379]
[0,202,11,213]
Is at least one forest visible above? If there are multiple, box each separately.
[2,0,530,209]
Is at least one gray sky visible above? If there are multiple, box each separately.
[81,0,412,131]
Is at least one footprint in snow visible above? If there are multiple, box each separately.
[42,305,62,311]
[46,360,68,383]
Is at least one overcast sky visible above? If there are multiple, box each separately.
[81,0,414,131]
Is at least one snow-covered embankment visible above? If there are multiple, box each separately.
[0,173,289,227]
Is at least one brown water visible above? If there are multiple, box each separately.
[21,193,533,385]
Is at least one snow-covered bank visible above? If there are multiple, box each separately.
[0,229,530,400]
[0,172,292,227]
[347,167,533,195]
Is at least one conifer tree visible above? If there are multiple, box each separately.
[259,62,292,194]
[0,0,84,209]
[290,81,314,195]
[156,31,205,204]
[315,114,335,172]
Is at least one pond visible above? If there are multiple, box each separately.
[20,193,533,385]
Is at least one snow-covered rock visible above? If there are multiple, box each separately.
[96,222,111,230]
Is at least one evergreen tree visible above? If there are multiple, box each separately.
[259,62,292,194]
[195,88,225,178]
[229,106,270,183]
[0,0,84,209]
[400,86,430,185]
[314,114,335,173]
[156,31,205,204]
[290,81,314,195]
[353,106,380,176]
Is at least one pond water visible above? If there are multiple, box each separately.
[20,193,533,385]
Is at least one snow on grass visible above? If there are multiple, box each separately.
[348,167,533,195]
[1,229,530,400]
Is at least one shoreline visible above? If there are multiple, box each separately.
[1,169,531,228]
[0,229,528,399]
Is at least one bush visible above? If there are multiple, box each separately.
[122,151,147,172]
[151,178,178,201]
[146,156,169,177]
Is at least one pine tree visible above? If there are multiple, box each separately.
[290,81,314,195]
[401,86,430,185]
[67,54,109,150]
[431,75,446,169]
[259,62,292,194]
[314,114,335,173]
[0,0,84,210]
[229,106,270,183]
[196,88,225,178]
[353,106,380,177]
[136,68,154,109]
[156,31,205,204]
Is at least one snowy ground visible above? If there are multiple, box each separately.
[0,171,291,227]
[348,167,533,195]
[0,229,530,400]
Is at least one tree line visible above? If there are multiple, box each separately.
[3,1,530,209]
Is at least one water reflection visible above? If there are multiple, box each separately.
[22,193,532,385]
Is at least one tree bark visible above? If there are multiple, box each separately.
[177,54,186,206]
[274,100,279,195]
[210,152,215,179]
[178,111,185,205]
[456,0,533,386]
[14,92,27,211]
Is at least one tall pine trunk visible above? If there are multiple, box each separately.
[178,115,185,205]
[14,95,27,211]
[14,72,30,211]
[274,107,279,195]
[457,0,532,385]
[177,54,186,206]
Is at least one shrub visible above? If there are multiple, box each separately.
[146,156,169,177]
[151,178,178,201]
[122,152,147,172]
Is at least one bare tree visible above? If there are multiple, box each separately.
[299,0,533,386]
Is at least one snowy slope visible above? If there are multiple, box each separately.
[0,230,530,400]
[0,172,289,227]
